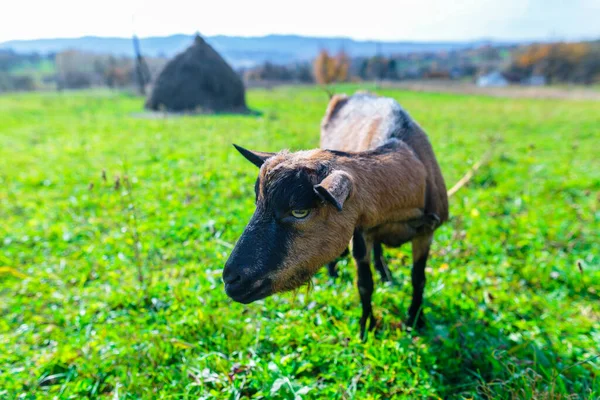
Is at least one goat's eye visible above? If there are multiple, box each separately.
[291,209,310,219]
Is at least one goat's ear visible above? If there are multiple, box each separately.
[314,170,353,211]
[233,144,275,168]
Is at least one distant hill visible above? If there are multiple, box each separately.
[0,34,514,68]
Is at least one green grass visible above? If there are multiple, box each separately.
[0,86,598,399]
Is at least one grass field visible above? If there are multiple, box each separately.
[0,86,599,399]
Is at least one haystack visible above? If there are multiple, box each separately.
[145,35,247,112]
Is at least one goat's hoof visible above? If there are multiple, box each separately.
[359,316,378,341]
[359,324,368,341]
[381,274,397,285]
[360,329,367,341]
[406,314,426,331]
[376,263,394,284]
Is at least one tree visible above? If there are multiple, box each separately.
[313,49,350,84]
[513,41,599,84]
[334,50,350,82]
[366,56,387,81]
[359,59,369,80]
[386,59,398,80]
[313,50,337,84]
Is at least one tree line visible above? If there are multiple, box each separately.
[246,41,600,86]
[1,40,599,93]
[506,42,600,84]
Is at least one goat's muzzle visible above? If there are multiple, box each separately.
[223,260,273,304]
[223,209,287,304]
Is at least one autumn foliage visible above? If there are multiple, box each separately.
[513,41,600,84]
[517,43,588,68]
[313,49,350,84]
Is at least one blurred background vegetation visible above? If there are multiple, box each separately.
[2,38,600,92]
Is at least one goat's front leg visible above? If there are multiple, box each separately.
[326,261,339,278]
[353,229,375,339]
[326,247,349,279]
[407,233,433,329]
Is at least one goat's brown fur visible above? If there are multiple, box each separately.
[224,92,448,337]
[260,141,428,293]
[321,92,448,223]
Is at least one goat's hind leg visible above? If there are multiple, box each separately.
[407,233,433,330]
[353,229,375,339]
[373,241,393,283]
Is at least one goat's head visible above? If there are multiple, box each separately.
[223,144,357,303]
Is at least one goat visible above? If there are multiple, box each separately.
[323,93,447,282]
[223,92,448,338]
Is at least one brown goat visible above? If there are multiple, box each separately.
[223,92,448,338]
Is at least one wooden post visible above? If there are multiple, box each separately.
[132,35,151,95]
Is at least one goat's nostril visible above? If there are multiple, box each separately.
[228,274,241,285]
[223,267,242,285]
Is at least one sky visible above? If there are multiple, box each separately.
[1,0,599,43]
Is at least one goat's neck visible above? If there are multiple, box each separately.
[337,151,427,229]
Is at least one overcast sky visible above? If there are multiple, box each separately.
[1,0,599,43]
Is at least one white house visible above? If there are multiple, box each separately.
[477,71,508,87]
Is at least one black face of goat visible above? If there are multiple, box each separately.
[223,145,356,301]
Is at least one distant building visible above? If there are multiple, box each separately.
[477,71,508,87]
[523,75,547,86]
